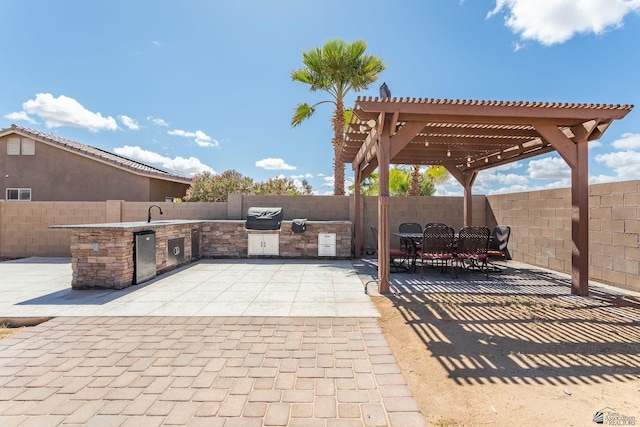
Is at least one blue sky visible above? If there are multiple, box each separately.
[1,0,639,195]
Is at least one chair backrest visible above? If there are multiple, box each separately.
[425,222,448,229]
[399,222,422,234]
[489,225,511,251]
[422,224,455,254]
[457,226,490,255]
[370,225,378,251]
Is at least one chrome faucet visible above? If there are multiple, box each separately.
[147,205,163,223]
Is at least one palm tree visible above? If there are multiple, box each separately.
[348,166,447,196]
[409,165,449,196]
[290,39,386,195]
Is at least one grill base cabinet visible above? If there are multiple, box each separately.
[248,234,279,256]
[318,233,336,257]
[133,230,156,285]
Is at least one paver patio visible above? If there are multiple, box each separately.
[1,256,638,425]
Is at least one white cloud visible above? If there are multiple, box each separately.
[4,111,38,124]
[588,140,603,149]
[476,170,529,191]
[488,184,532,195]
[595,150,640,179]
[487,0,640,45]
[21,93,117,132]
[119,115,140,130]
[147,116,169,127]
[255,158,296,170]
[611,132,640,150]
[527,156,571,179]
[113,145,214,177]
[291,173,313,179]
[168,129,219,148]
[589,173,619,184]
[434,187,463,196]
[494,161,524,171]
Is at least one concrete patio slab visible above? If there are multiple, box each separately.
[0,258,378,318]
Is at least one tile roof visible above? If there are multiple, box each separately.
[1,124,192,184]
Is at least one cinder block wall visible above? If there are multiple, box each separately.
[0,201,107,258]
[0,195,482,258]
[361,195,484,251]
[240,195,351,221]
[487,181,640,292]
[3,184,639,294]
[120,201,228,222]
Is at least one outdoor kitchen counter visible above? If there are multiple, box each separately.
[199,220,352,259]
[50,220,203,289]
[50,219,204,230]
[50,220,352,290]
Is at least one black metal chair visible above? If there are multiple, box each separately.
[371,225,408,272]
[456,226,490,278]
[399,222,422,234]
[487,225,511,271]
[399,222,422,256]
[417,224,456,277]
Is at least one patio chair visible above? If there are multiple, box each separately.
[456,226,490,278]
[417,223,456,277]
[399,235,420,273]
[399,222,422,252]
[371,225,408,272]
[487,225,511,271]
[425,222,448,228]
[399,222,422,234]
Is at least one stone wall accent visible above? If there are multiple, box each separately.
[69,223,198,289]
[200,221,352,259]
[70,229,134,290]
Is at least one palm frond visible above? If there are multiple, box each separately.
[291,103,316,127]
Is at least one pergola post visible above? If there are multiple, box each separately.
[572,141,589,295]
[463,184,473,226]
[377,115,391,294]
[353,169,362,259]
[535,124,591,296]
[444,166,478,227]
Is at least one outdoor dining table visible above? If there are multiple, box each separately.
[392,231,493,274]
[392,232,423,273]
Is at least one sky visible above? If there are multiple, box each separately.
[1,0,639,196]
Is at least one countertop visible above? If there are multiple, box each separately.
[50,219,352,230]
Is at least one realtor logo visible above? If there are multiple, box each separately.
[593,407,637,425]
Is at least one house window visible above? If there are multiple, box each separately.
[6,188,31,201]
[6,137,35,155]
[21,138,35,155]
[7,138,20,155]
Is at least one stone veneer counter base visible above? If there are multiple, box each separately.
[50,220,352,290]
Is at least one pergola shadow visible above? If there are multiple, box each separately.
[365,260,640,386]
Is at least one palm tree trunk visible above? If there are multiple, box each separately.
[332,100,346,196]
[409,165,421,196]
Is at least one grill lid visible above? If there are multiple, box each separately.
[246,207,283,230]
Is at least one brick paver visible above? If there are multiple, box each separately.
[0,316,426,425]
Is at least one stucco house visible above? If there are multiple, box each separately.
[0,124,192,202]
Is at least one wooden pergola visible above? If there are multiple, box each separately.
[344,97,633,296]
